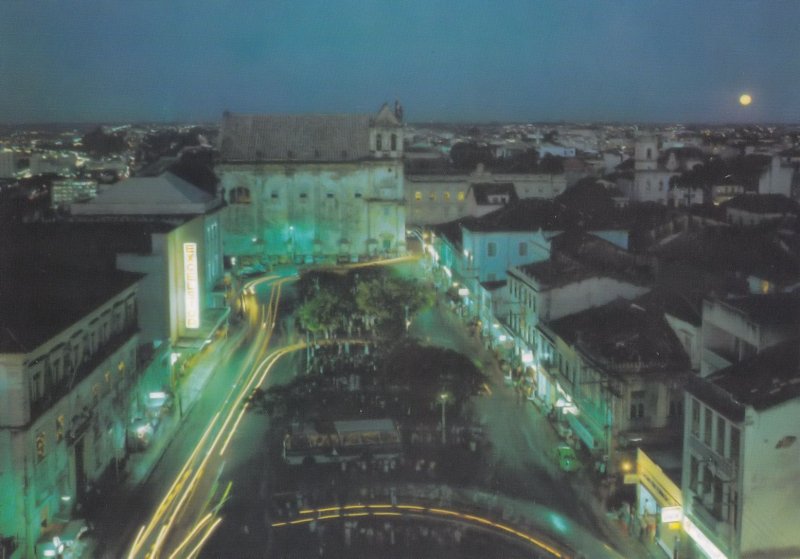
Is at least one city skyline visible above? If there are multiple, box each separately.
[1,0,800,125]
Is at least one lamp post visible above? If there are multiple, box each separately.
[439,392,450,445]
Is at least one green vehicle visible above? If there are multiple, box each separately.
[554,445,581,472]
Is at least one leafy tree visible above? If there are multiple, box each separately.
[378,340,487,412]
[297,290,345,338]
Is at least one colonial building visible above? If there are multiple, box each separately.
[216,104,406,264]
[682,338,800,559]
[405,168,566,226]
[0,268,141,559]
[541,298,690,474]
[506,243,650,403]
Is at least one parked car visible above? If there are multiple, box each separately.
[554,445,581,472]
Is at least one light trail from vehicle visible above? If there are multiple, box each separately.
[127,276,297,559]
[272,503,567,558]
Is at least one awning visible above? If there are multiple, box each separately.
[567,413,597,451]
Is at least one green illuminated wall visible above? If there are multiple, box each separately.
[217,160,406,262]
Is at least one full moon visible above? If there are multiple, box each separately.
[739,93,752,106]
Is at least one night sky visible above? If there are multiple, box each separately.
[1,0,799,124]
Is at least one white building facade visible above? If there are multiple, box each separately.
[0,273,140,558]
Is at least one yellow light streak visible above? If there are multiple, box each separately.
[128,525,145,558]
[218,405,248,456]
[167,513,212,559]
[130,411,221,556]
[151,525,169,558]
[314,507,342,513]
[428,507,461,517]
[130,278,300,558]
[185,517,222,559]
[268,502,564,558]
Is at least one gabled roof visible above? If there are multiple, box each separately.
[219,112,377,162]
[71,172,220,216]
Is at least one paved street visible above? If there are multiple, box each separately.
[91,262,658,558]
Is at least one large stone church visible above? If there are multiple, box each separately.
[216,103,405,264]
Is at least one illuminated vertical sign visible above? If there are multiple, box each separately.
[183,243,200,329]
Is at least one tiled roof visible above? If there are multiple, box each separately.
[691,338,800,413]
[651,226,800,284]
[218,112,374,161]
[518,253,597,289]
[548,298,690,376]
[463,198,573,232]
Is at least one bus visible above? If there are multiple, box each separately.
[283,418,402,466]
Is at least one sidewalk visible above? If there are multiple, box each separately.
[123,324,249,489]
[89,322,250,558]
[430,297,662,558]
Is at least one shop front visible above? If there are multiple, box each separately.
[636,448,684,558]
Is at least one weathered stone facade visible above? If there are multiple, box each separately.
[216,105,406,263]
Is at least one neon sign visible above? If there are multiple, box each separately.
[183,243,200,329]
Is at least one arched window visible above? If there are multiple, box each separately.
[390,134,397,151]
[376,134,383,151]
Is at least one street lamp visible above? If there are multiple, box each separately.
[439,392,451,445]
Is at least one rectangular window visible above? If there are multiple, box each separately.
[690,455,699,492]
[716,416,725,455]
[354,192,362,198]
[729,426,740,462]
[429,193,436,201]
[444,192,451,201]
[457,191,465,201]
[487,242,497,257]
[704,408,713,446]
[415,191,422,201]
[691,398,700,437]
[519,242,527,256]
